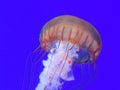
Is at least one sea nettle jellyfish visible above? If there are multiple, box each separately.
[22,15,101,90]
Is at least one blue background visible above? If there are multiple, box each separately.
[1,0,120,90]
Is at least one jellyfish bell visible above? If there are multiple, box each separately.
[40,15,101,62]
[22,15,101,90]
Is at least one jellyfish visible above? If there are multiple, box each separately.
[22,15,101,90]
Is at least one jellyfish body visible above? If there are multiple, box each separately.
[36,15,101,90]
[22,15,101,90]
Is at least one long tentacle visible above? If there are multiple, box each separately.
[28,51,47,90]
[44,41,67,90]
[21,45,46,90]
[21,45,41,90]
[43,41,61,82]
[55,43,75,89]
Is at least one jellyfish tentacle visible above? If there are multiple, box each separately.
[33,50,46,65]
[44,60,61,90]
[87,61,90,72]
[69,43,75,50]
[32,45,41,53]
[43,58,62,90]
[54,43,76,89]
[28,51,47,90]
[31,52,47,90]
[43,40,61,84]
[47,42,69,89]
[54,43,69,89]
[39,41,61,90]
[93,62,96,72]
[21,46,44,90]
[43,42,70,90]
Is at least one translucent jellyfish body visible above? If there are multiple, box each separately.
[22,15,101,90]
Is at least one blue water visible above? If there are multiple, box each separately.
[1,0,120,90]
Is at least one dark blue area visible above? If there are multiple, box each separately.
[1,0,120,90]
[76,48,90,63]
